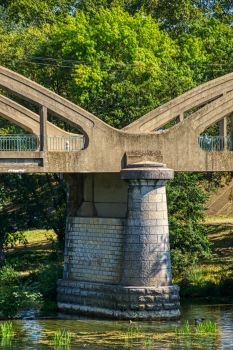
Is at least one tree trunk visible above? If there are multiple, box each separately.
[0,237,5,263]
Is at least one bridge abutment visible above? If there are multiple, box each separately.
[57,163,180,320]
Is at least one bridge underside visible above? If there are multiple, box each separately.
[57,169,180,320]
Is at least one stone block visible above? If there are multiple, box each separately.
[139,234,158,244]
[148,193,163,202]
[125,235,140,244]
[146,303,163,311]
[150,226,164,235]
[130,304,145,311]
[131,226,149,235]
[170,294,179,301]
[118,303,128,310]
[157,235,169,243]
[149,243,165,252]
[138,295,154,303]
[146,287,163,295]
[128,288,146,295]
[149,211,164,220]
[163,302,180,310]
[157,219,168,226]
[139,219,157,227]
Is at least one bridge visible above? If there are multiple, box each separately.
[1,65,233,320]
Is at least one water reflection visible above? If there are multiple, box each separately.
[0,302,233,349]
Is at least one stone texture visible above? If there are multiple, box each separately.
[57,280,180,320]
[63,217,124,284]
[121,163,173,287]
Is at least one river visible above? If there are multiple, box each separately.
[1,301,233,349]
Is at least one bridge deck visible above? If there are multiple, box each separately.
[1,65,233,173]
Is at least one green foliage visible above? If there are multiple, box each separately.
[34,7,194,128]
[0,0,77,27]
[0,321,14,337]
[175,321,190,335]
[196,320,217,333]
[0,173,67,260]
[40,301,57,316]
[29,261,63,301]
[75,0,233,36]
[0,264,42,317]
[0,264,18,285]
[175,320,217,335]
[52,329,71,346]
[144,337,151,348]
[167,173,213,275]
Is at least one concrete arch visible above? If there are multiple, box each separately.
[123,72,233,132]
[0,65,116,141]
[0,94,81,137]
[1,65,233,173]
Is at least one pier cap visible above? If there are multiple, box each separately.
[121,161,174,180]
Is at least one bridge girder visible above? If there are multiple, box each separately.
[0,65,233,173]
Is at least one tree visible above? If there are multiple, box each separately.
[0,0,77,27]
[34,7,195,128]
[0,173,67,262]
[75,0,233,36]
[167,173,213,274]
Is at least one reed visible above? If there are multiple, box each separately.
[195,320,217,333]
[128,325,144,336]
[0,321,14,337]
[175,321,190,335]
[144,337,151,348]
[53,329,71,345]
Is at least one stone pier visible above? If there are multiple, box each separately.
[57,163,180,320]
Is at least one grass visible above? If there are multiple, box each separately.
[174,216,233,299]
[195,320,217,333]
[0,321,14,337]
[5,229,59,273]
[7,229,57,253]
[175,320,217,335]
[0,229,63,319]
[52,329,71,346]
[175,321,190,335]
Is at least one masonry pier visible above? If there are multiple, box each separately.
[57,162,180,320]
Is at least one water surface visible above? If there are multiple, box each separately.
[1,301,233,349]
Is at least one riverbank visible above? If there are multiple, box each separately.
[1,219,233,319]
[0,229,63,318]
[174,215,233,300]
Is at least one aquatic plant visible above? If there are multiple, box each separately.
[128,324,144,336]
[195,320,217,333]
[0,321,14,337]
[175,321,190,335]
[144,337,151,348]
[53,329,71,346]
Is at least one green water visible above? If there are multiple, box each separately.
[1,301,233,349]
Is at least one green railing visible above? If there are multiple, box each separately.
[199,136,233,151]
[47,135,84,151]
[0,134,40,151]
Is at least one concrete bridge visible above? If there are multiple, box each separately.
[1,65,233,320]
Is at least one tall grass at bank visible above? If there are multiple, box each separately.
[172,221,233,299]
[0,230,63,318]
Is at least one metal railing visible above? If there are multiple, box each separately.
[47,135,84,151]
[0,134,40,151]
[0,134,85,152]
[199,136,233,151]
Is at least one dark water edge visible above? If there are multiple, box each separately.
[1,300,233,349]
